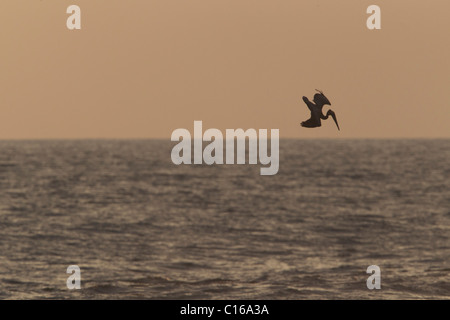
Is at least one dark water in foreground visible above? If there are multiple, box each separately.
[0,139,449,299]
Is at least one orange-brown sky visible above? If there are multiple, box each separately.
[1,0,449,139]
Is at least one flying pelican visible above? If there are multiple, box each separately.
[300,90,340,131]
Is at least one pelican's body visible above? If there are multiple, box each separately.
[300,91,340,131]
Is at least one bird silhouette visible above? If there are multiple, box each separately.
[300,90,340,131]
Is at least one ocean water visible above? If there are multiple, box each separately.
[0,139,449,299]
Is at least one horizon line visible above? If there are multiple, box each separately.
[0,137,449,141]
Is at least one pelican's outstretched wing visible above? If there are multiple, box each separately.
[302,96,315,112]
[313,89,331,109]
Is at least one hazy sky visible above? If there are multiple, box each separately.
[1,0,449,139]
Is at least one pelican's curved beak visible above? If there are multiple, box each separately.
[331,113,340,131]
